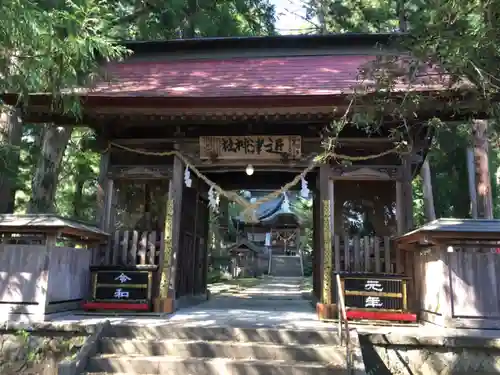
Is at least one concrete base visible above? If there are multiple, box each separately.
[316,302,337,320]
[0,303,78,323]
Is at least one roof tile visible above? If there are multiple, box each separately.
[90,55,450,98]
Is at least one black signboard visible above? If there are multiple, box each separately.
[95,286,149,301]
[91,269,152,303]
[96,271,149,285]
[333,272,408,311]
[344,295,404,310]
[344,278,403,294]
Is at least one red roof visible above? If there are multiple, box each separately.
[90,55,449,98]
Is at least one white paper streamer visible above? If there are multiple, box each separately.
[300,176,310,198]
[184,166,192,188]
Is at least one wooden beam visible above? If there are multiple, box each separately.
[331,165,402,180]
[108,165,172,179]
[111,137,323,145]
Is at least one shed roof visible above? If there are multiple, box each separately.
[393,218,500,247]
[0,214,109,242]
[228,238,263,254]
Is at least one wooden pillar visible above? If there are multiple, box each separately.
[312,189,320,298]
[318,164,334,307]
[158,154,184,309]
[214,196,228,256]
[191,179,200,296]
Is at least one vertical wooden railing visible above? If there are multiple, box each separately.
[332,235,394,273]
[92,230,162,266]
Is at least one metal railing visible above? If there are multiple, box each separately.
[336,273,354,375]
[299,248,305,277]
[268,248,273,275]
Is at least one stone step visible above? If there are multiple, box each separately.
[204,296,308,305]
[105,326,341,345]
[100,338,353,363]
[271,256,303,277]
[214,294,304,300]
[86,355,362,375]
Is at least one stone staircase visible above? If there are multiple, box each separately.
[83,325,367,375]
[270,255,303,277]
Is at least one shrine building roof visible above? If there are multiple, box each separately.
[86,33,451,99]
[2,33,458,106]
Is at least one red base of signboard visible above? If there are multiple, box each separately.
[346,310,417,322]
[82,301,150,311]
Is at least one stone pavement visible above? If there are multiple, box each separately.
[50,276,331,330]
[166,276,325,329]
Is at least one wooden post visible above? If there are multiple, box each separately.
[157,154,184,312]
[316,164,335,319]
[191,179,200,296]
[328,178,335,271]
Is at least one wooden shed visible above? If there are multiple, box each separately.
[228,239,267,278]
[394,218,500,329]
[0,214,108,321]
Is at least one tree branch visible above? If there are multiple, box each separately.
[109,0,165,28]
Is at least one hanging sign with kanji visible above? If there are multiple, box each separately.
[199,135,301,160]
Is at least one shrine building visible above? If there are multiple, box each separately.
[1,33,493,325]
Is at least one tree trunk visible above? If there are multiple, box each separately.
[28,125,73,214]
[397,0,407,31]
[0,108,23,213]
[466,147,478,218]
[472,119,494,219]
[420,158,436,221]
[183,0,197,38]
[316,0,329,34]
[72,171,85,218]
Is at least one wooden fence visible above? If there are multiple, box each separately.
[92,230,163,267]
[332,235,395,273]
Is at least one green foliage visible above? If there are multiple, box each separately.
[107,0,276,39]
[305,0,500,221]
[2,0,276,218]
[56,128,100,221]
[304,0,399,33]
[0,0,128,114]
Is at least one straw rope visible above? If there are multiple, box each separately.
[104,141,404,222]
